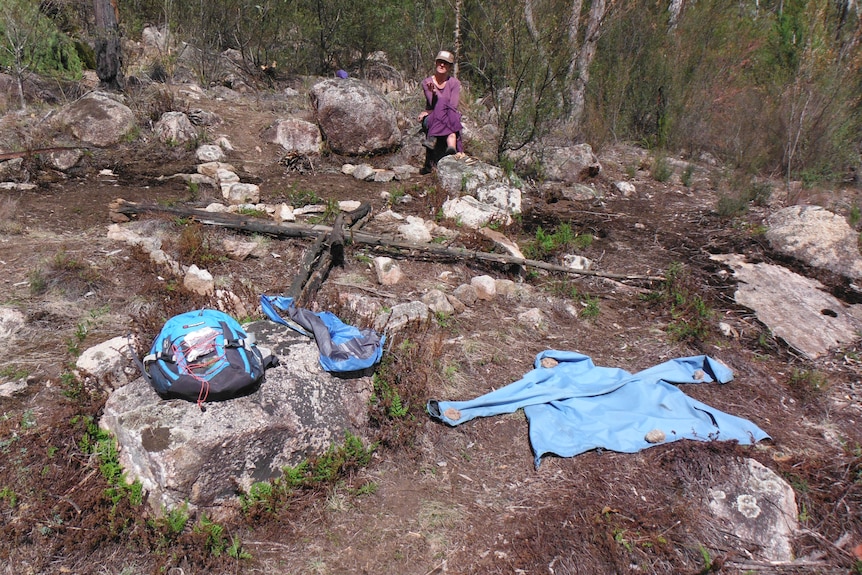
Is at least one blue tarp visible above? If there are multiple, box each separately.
[260,295,385,373]
[427,350,770,467]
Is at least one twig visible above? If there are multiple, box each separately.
[332,282,397,298]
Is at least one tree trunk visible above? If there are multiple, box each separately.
[93,0,123,90]
[568,0,608,133]
[668,0,685,30]
[454,0,462,77]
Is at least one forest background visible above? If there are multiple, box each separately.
[1,0,861,186]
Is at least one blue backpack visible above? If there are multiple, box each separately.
[142,309,277,407]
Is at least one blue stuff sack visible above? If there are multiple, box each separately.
[260,295,384,374]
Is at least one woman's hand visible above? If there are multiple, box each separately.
[418,110,429,122]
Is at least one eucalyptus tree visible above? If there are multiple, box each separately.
[0,0,42,109]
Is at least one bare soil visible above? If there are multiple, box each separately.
[0,92,861,575]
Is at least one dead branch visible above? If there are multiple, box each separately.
[109,199,664,283]
[289,202,372,305]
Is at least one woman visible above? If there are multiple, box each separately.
[417,50,463,174]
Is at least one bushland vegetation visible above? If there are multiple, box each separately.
[2,0,861,181]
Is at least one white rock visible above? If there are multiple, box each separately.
[374,257,403,286]
[563,254,593,271]
[222,182,260,205]
[277,203,296,222]
[373,170,396,182]
[196,144,225,162]
[422,289,455,315]
[75,336,138,389]
[216,168,240,185]
[204,202,229,212]
[352,164,376,181]
[495,279,517,297]
[214,136,234,151]
[374,301,430,332]
[442,196,511,229]
[0,307,26,341]
[453,284,478,306]
[339,200,362,212]
[398,216,433,243]
[615,181,637,196]
[184,264,214,295]
[0,379,28,397]
[374,209,405,223]
[293,204,326,215]
[471,275,497,300]
[517,308,545,328]
[197,161,236,179]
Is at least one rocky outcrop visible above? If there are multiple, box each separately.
[766,205,862,279]
[309,78,400,155]
[436,156,522,228]
[262,118,322,155]
[712,253,862,359]
[100,321,373,512]
[508,143,602,183]
[154,111,198,144]
[54,91,137,147]
[707,458,798,562]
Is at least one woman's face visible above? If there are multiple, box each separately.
[435,60,451,74]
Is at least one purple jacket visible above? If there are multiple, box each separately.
[423,75,463,137]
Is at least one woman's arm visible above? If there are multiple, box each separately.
[446,78,461,110]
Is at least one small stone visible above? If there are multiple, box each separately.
[645,429,666,444]
[444,408,462,421]
[373,256,403,286]
[471,275,496,300]
[540,357,559,368]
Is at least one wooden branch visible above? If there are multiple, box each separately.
[299,203,373,304]
[110,199,664,283]
[287,232,327,300]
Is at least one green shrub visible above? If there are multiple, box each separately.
[76,417,143,509]
[788,368,830,401]
[645,262,714,342]
[524,223,591,259]
[716,195,749,218]
[240,432,377,515]
[0,0,83,81]
[651,156,673,183]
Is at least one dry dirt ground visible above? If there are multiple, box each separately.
[0,91,861,575]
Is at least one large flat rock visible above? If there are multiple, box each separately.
[100,320,373,512]
[713,254,862,359]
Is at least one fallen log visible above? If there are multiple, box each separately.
[288,202,372,305]
[110,199,664,283]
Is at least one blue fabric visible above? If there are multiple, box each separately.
[428,351,769,467]
[260,295,385,373]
